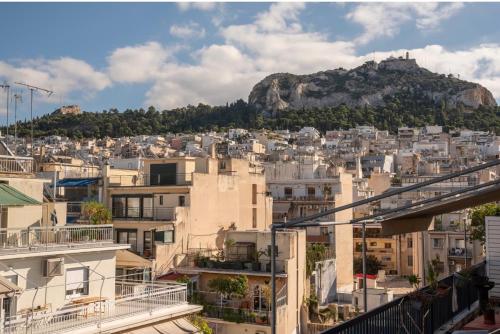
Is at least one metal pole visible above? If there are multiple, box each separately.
[362,222,367,313]
[30,88,34,157]
[5,85,9,137]
[464,214,467,269]
[271,223,277,334]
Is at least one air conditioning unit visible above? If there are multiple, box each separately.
[43,258,64,277]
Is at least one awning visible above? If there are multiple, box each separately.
[273,202,291,213]
[0,276,22,295]
[381,183,500,235]
[116,250,153,268]
[123,318,201,333]
[0,183,41,206]
[55,178,100,188]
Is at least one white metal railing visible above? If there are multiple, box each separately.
[0,155,33,174]
[3,281,187,334]
[0,225,114,253]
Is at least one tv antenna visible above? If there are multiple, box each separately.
[13,93,22,147]
[14,82,53,157]
[0,82,10,137]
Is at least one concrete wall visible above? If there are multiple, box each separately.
[0,250,116,312]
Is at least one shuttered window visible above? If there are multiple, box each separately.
[66,267,89,297]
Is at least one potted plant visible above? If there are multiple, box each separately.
[484,301,496,325]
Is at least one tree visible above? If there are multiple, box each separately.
[469,203,500,245]
[208,275,249,305]
[353,255,383,275]
[82,201,112,225]
[306,243,328,277]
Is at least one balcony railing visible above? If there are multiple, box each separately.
[321,262,486,334]
[0,225,114,254]
[0,155,34,174]
[3,280,188,334]
[274,195,335,202]
[108,173,193,187]
[202,305,270,325]
[112,207,176,221]
[448,247,473,258]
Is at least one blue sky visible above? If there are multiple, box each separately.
[1,2,500,122]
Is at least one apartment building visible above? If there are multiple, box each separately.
[265,157,353,290]
[0,153,201,334]
[168,229,306,334]
[104,156,273,276]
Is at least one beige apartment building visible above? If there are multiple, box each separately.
[104,156,273,276]
[169,229,307,334]
[265,158,353,295]
[0,153,202,334]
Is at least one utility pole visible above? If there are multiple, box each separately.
[14,82,53,157]
[0,83,10,136]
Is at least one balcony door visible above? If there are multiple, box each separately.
[150,163,177,185]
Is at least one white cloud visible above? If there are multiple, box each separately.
[170,22,206,39]
[0,57,110,105]
[105,2,500,110]
[346,3,464,45]
[107,42,169,83]
[177,2,217,12]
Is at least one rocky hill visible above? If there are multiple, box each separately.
[249,56,497,114]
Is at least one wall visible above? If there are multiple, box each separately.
[0,250,116,312]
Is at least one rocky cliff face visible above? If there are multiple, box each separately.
[249,57,497,113]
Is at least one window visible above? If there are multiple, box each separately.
[320,227,329,236]
[370,242,377,247]
[116,229,138,252]
[150,163,177,185]
[155,230,174,244]
[179,196,186,207]
[384,243,392,249]
[253,285,268,311]
[432,238,444,249]
[127,197,140,218]
[284,187,293,197]
[267,245,278,256]
[159,195,164,205]
[65,267,89,298]
[307,187,315,197]
[144,231,153,257]
[252,184,257,205]
[252,208,257,228]
[407,237,413,248]
[408,255,413,267]
[112,195,153,219]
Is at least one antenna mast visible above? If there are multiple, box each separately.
[0,83,10,137]
[14,82,53,157]
[13,93,22,149]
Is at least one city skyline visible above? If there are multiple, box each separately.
[1,2,500,121]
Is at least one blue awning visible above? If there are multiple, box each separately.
[55,178,100,187]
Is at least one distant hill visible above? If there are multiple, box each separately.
[249,55,497,114]
[5,56,500,139]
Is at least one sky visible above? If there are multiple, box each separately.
[1,2,500,123]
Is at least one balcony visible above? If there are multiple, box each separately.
[448,247,473,258]
[0,225,115,256]
[112,207,177,221]
[321,262,486,334]
[202,305,270,326]
[274,195,335,203]
[107,173,193,187]
[178,248,288,277]
[3,280,199,334]
[0,155,34,174]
